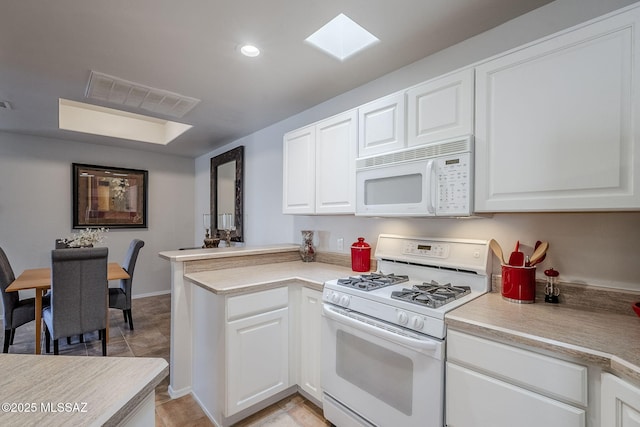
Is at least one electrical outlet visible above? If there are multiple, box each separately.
[337,238,344,251]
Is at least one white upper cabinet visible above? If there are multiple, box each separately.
[315,110,357,214]
[283,109,357,215]
[407,68,474,147]
[283,126,315,214]
[474,6,640,212]
[358,91,405,157]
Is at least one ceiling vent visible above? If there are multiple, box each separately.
[85,71,200,118]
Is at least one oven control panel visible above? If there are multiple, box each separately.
[403,242,449,258]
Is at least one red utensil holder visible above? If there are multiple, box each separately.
[502,265,536,303]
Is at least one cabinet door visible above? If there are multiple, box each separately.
[226,307,289,416]
[299,287,322,401]
[283,126,315,214]
[406,68,473,148]
[602,373,640,427]
[358,91,405,157]
[447,362,585,427]
[475,7,640,212]
[315,110,357,214]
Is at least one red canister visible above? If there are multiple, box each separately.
[351,237,371,272]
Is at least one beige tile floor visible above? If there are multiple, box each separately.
[2,294,330,427]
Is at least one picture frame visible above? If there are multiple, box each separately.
[72,163,148,229]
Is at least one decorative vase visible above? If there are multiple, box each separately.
[299,230,316,262]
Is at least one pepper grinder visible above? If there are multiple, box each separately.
[544,268,560,303]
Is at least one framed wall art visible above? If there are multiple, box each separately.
[72,163,148,229]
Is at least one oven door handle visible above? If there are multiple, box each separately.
[323,305,441,356]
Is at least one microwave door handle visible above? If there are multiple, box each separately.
[426,159,436,214]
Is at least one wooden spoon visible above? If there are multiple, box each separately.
[489,239,506,265]
[529,241,549,266]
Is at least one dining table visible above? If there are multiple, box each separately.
[5,262,130,354]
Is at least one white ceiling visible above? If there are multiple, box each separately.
[0,0,553,158]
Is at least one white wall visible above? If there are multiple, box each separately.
[195,0,640,291]
[0,131,194,299]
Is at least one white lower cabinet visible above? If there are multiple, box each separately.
[298,287,323,402]
[602,373,640,427]
[446,330,587,427]
[226,287,290,416]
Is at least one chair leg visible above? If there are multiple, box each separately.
[3,330,10,353]
[45,326,51,354]
[67,337,72,345]
[101,329,107,356]
[53,339,59,355]
[9,328,16,345]
[126,309,134,330]
[79,334,84,343]
[122,311,128,324]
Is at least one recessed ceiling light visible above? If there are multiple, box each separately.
[240,44,260,57]
[305,13,379,61]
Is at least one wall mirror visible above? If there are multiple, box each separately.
[211,146,244,242]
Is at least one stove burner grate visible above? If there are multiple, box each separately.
[336,272,409,291]
[390,280,471,308]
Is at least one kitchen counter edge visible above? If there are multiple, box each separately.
[158,243,299,262]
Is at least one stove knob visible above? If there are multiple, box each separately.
[412,316,425,330]
[331,292,340,304]
[339,295,350,307]
[397,311,408,325]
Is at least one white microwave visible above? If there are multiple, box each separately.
[356,136,473,217]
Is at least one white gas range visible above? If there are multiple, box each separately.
[321,234,491,427]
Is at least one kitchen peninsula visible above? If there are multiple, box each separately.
[159,244,354,427]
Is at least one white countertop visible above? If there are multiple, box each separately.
[158,243,300,262]
[184,260,355,295]
[0,354,168,426]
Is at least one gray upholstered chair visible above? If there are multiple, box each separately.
[109,239,144,330]
[43,247,108,356]
[0,247,36,353]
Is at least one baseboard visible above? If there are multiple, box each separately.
[167,384,192,399]
[131,289,171,299]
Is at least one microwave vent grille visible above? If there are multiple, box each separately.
[357,136,472,169]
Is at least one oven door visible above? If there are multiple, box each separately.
[356,159,435,216]
[321,304,444,427]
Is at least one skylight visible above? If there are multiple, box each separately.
[305,13,379,61]
[58,99,192,145]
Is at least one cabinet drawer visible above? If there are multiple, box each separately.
[447,362,585,427]
[227,287,288,321]
[447,330,587,406]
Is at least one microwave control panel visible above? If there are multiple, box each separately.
[435,152,471,215]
